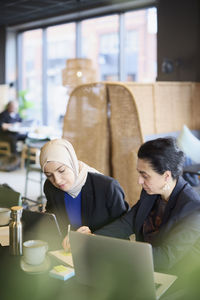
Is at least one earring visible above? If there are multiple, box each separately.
[163,182,170,191]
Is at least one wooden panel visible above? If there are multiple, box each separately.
[191,83,200,130]
[62,83,110,175]
[62,80,200,206]
[108,83,143,206]
[154,82,193,133]
[125,83,155,136]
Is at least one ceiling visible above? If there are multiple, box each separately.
[0,0,135,28]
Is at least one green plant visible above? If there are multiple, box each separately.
[18,90,34,119]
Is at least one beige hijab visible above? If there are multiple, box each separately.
[39,138,99,198]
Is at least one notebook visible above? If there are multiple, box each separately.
[48,249,74,267]
[22,209,62,250]
[69,231,177,300]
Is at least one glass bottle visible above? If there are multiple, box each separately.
[9,206,23,255]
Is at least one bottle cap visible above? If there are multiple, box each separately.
[11,206,23,215]
[11,206,23,211]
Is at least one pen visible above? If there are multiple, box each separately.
[67,224,71,251]
[67,224,71,236]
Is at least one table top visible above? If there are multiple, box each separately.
[8,123,62,141]
[8,125,30,134]
[0,244,195,300]
[0,245,99,300]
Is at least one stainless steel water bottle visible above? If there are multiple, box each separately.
[9,206,23,255]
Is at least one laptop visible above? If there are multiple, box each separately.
[22,209,62,250]
[69,231,177,300]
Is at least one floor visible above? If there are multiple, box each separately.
[0,166,45,204]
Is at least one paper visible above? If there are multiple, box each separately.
[0,226,9,246]
[48,249,74,267]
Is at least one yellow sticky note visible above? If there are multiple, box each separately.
[54,265,68,273]
[61,251,71,256]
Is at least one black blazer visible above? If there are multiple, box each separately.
[96,177,200,274]
[0,110,21,131]
[44,172,129,236]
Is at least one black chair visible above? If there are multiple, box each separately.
[183,162,200,195]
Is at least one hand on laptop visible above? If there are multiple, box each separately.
[62,226,92,252]
[77,226,91,234]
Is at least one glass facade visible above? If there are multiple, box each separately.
[124,8,157,81]
[46,23,75,129]
[19,7,157,128]
[82,15,119,81]
[21,29,43,122]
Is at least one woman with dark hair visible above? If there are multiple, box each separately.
[78,138,200,281]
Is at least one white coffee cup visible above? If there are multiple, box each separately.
[0,207,11,226]
[23,240,48,265]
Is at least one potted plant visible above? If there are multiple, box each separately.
[18,90,34,119]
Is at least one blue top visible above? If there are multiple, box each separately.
[64,191,82,229]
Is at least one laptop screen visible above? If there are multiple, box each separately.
[22,209,62,250]
[69,231,157,300]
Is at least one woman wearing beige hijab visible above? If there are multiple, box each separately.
[40,138,129,249]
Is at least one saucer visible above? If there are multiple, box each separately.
[20,256,51,274]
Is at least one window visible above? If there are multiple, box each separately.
[124,8,157,81]
[47,23,75,129]
[81,15,119,81]
[21,29,43,122]
[18,7,157,127]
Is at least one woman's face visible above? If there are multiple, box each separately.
[44,161,75,192]
[137,158,167,195]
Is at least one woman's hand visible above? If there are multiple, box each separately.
[62,234,71,252]
[77,226,91,234]
[62,226,92,251]
[2,123,12,130]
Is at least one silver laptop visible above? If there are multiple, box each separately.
[69,231,177,300]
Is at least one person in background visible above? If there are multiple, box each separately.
[78,137,200,295]
[39,138,129,250]
[0,100,26,154]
